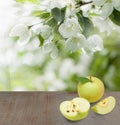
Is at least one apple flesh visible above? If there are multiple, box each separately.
[59,97,90,121]
[92,96,116,115]
[77,76,104,103]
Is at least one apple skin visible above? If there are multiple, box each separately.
[92,96,116,115]
[61,110,89,121]
[59,97,90,121]
[77,76,104,103]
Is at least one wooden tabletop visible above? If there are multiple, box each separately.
[0,91,119,125]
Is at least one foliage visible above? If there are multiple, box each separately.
[16,0,39,4]
[8,0,120,58]
[89,31,120,91]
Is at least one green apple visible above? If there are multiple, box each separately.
[77,76,104,103]
[92,96,116,115]
[59,97,90,121]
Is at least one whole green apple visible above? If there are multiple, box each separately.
[59,97,90,121]
[77,76,104,103]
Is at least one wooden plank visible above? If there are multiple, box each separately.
[0,92,119,125]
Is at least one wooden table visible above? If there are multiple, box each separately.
[0,91,119,125]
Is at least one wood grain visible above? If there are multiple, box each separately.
[0,92,119,125]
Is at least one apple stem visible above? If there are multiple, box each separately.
[90,76,92,82]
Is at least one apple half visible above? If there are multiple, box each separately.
[59,97,90,121]
[92,96,116,115]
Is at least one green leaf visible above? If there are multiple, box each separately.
[76,76,91,83]
[76,13,84,29]
[16,0,39,4]
[32,10,50,19]
[70,74,91,84]
[60,7,66,23]
[46,18,57,27]
[110,9,120,26]
[38,34,44,47]
[52,26,63,42]
[77,12,94,36]
[51,7,61,23]
[51,7,66,23]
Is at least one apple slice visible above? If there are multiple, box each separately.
[59,97,90,121]
[92,96,116,115]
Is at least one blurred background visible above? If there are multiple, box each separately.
[0,0,120,91]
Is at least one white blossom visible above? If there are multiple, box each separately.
[83,35,104,54]
[9,24,31,45]
[59,17,82,38]
[49,0,75,10]
[65,0,76,18]
[93,0,106,6]
[40,0,75,11]
[40,25,52,39]
[92,17,113,35]
[42,42,54,54]
[101,2,113,19]
[30,23,43,35]
[111,0,120,11]
[18,16,41,26]
[31,24,52,39]
[93,0,120,19]
[49,0,62,9]
[66,33,86,52]
[41,0,76,17]
[59,59,76,79]
[50,46,59,59]
[14,2,38,16]
[82,0,92,2]
[48,79,67,91]
[80,4,92,17]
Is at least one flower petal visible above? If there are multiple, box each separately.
[112,0,120,11]
[18,16,41,26]
[93,0,106,6]
[31,24,52,39]
[85,34,104,53]
[58,17,81,38]
[66,38,79,52]
[10,24,26,37]
[49,0,62,9]
[40,25,52,39]
[101,3,113,19]
[30,24,43,35]
[18,32,31,46]
[9,24,31,45]
[50,47,58,59]
[66,33,86,52]
[42,42,54,53]
[92,17,112,35]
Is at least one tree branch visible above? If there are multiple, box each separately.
[76,1,93,7]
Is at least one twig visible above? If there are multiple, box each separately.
[76,1,93,8]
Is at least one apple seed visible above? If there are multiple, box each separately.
[72,110,75,112]
[73,104,76,108]
[66,110,70,113]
